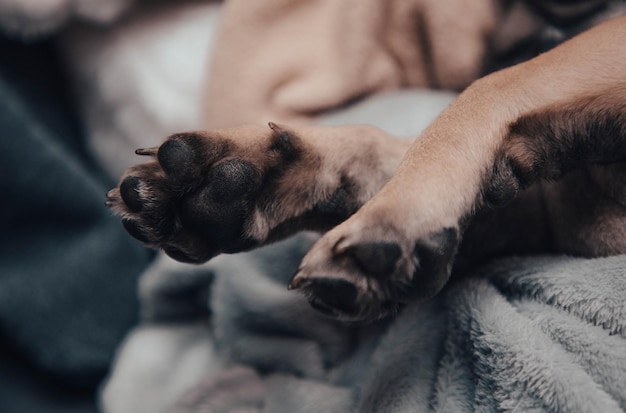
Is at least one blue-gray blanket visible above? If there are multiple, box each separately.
[103,233,626,413]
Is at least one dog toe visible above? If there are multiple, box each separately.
[301,278,360,317]
[343,241,402,279]
[207,159,261,202]
[157,132,231,186]
[291,221,461,321]
[119,176,144,212]
[157,138,196,182]
[292,270,397,321]
[121,219,151,243]
[162,245,199,264]
[399,227,460,301]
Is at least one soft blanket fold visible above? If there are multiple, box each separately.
[163,250,626,413]
[177,254,626,413]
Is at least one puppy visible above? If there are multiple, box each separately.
[107,16,626,322]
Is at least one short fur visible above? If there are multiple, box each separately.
[108,16,626,322]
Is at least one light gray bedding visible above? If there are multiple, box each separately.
[103,234,626,413]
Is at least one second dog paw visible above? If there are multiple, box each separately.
[290,219,460,322]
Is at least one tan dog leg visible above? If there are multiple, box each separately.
[290,16,626,321]
[109,17,626,322]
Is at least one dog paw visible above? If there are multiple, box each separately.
[290,217,460,322]
[106,123,391,263]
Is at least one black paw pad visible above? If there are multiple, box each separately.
[119,176,143,212]
[122,219,150,243]
[162,245,198,264]
[305,278,359,316]
[180,189,247,249]
[484,156,520,208]
[315,179,360,225]
[158,139,195,181]
[346,242,402,279]
[403,227,459,300]
[208,159,260,202]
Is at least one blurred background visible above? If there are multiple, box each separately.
[0,1,222,411]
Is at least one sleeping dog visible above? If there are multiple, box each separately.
[107,15,626,322]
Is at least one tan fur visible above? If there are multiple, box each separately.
[291,16,626,320]
[110,16,626,321]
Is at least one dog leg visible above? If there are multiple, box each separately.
[107,123,410,263]
[291,17,626,321]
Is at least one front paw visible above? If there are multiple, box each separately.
[290,219,460,322]
[106,130,262,263]
[106,123,371,264]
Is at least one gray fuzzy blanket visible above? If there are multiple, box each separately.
[102,234,626,413]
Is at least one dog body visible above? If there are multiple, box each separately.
[108,15,626,322]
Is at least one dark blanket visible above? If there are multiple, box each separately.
[0,36,152,411]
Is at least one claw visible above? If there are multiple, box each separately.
[268,122,299,158]
[288,269,308,290]
[267,121,282,132]
[105,189,120,206]
[135,147,158,156]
